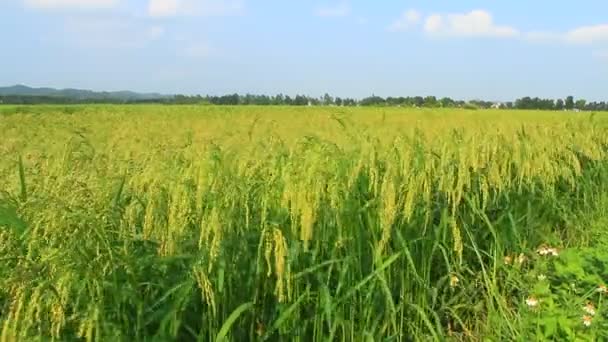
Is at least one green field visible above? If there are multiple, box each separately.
[2,105,608,340]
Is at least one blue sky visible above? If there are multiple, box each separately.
[1,0,608,101]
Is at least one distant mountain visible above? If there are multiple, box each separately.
[0,85,170,101]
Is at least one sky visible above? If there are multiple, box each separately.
[1,0,608,101]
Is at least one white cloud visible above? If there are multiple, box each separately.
[423,10,519,38]
[148,0,244,18]
[388,10,421,32]
[148,0,179,17]
[523,25,608,45]
[63,18,163,49]
[424,14,442,34]
[565,24,608,45]
[24,0,118,9]
[315,2,350,17]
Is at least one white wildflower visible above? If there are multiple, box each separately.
[584,302,596,316]
[583,315,592,327]
[536,245,559,257]
[526,297,539,308]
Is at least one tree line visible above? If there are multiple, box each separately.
[1,93,607,111]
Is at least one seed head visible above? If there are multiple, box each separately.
[450,275,459,288]
[516,253,527,265]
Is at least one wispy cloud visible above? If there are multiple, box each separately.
[565,24,608,45]
[24,0,119,10]
[315,2,350,17]
[148,0,178,17]
[524,25,608,45]
[423,14,442,34]
[388,10,421,32]
[63,18,164,49]
[148,0,244,18]
[423,10,519,38]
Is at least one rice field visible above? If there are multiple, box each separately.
[2,105,608,340]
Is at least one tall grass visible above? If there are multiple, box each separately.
[1,105,608,340]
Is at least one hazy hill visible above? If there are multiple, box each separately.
[0,85,169,101]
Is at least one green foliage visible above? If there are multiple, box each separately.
[463,102,479,110]
[513,247,608,340]
[566,96,575,110]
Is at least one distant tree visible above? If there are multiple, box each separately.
[386,97,399,106]
[439,97,455,108]
[224,94,239,105]
[412,96,424,107]
[360,95,385,106]
[575,99,587,111]
[510,97,558,110]
[5,90,607,111]
[565,96,574,110]
[241,94,253,105]
[273,94,285,105]
[542,98,555,110]
[515,97,532,109]
[423,96,438,107]
[343,98,357,106]
[293,95,308,106]
[469,100,493,109]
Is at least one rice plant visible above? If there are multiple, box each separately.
[1,105,608,340]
